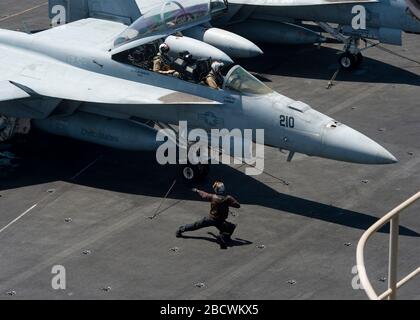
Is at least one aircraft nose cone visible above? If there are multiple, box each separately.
[321,124,398,165]
[375,146,398,164]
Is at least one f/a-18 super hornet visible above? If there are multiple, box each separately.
[54,0,420,70]
[1,0,397,181]
[214,0,420,70]
[48,0,264,59]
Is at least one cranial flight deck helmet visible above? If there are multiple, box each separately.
[211,61,224,73]
[159,43,170,55]
[213,181,226,195]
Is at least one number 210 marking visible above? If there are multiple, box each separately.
[280,115,295,128]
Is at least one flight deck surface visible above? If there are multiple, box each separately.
[0,0,419,300]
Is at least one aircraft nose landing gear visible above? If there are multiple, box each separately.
[181,163,210,183]
[337,36,365,70]
[338,51,363,70]
[154,122,211,183]
[317,22,374,71]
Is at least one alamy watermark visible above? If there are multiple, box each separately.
[51,265,66,290]
[51,5,66,27]
[156,121,265,176]
[351,265,364,290]
[352,5,367,30]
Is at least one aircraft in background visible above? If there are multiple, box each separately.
[216,0,420,70]
[0,0,397,183]
[49,0,420,70]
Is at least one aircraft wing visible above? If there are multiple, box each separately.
[0,30,220,119]
[228,0,378,5]
[0,51,219,106]
[33,18,128,50]
[0,81,31,102]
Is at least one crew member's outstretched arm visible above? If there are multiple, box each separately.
[227,196,241,209]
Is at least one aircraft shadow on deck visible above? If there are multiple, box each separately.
[1,132,418,238]
[239,44,420,87]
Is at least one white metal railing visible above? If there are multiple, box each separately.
[356,191,420,300]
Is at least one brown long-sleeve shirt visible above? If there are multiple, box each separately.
[197,190,241,220]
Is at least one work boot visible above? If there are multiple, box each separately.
[218,235,228,250]
[176,228,183,238]
[221,232,232,241]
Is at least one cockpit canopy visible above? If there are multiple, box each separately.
[223,66,274,96]
[114,0,227,48]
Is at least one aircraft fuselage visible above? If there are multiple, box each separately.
[0,28,397,164]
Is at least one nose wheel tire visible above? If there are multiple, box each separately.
[181,163,210,182]
[338,52,363,70]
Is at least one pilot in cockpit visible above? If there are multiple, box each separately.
[152,43,179,77]
[205,61,224,90]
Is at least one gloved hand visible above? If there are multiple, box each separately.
[192,188,198,193]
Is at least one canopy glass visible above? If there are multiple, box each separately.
[114,0,227,48]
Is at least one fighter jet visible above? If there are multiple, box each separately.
[1,0,397,182]
[48,0,264,59]
[54,0,420,70]
[213,0,420,70]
